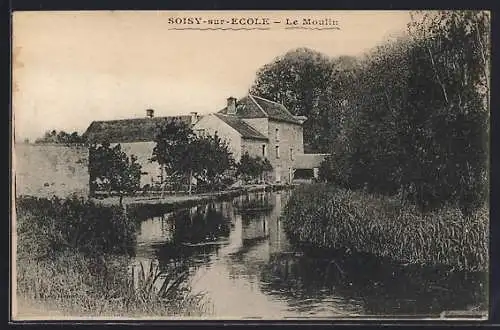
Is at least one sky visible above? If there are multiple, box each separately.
[13,10,412,142]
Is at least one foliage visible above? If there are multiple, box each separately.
[16,251,210,317]
[35,129,86,145]
[88,142,142,203]
[282,184,488,272]
[318,11,490,214]
[16,195,137,258]
[250,48,349,152]
[151,120,235,193]
[236,152,273,183]
[15,196,211,317]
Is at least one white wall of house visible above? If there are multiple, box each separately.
[194,115,307,184]
[113,141,161,188]
[193,114,242,161]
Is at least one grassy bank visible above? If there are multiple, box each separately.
[282,184,488,272]
[14,195,210,318]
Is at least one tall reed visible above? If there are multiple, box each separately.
[282,184,488,272]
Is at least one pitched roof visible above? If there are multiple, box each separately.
[214,114,268,141]
[218,95,302,125]
[83,116,192,144]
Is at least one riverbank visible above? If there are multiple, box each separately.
[14,196,210,319]
[94,183,294,219]
[282,184,488,272]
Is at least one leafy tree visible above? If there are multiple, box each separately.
[192,134,236,192]
[35,129,86,144]
[319,10,490,214]
[152,120,235,194]
[88,142,142,205]
[236,152,273,183]
[249,48,339,152]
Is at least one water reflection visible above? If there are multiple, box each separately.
[133,190,487,318]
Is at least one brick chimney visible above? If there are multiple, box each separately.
[146,109,154,118]
[227,97,237,115]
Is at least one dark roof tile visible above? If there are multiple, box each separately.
[218,95,301,124]
[83,116,192,143]
[214,114,268,140]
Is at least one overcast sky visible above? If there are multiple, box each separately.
[13,10,412,141]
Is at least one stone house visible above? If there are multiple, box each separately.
[83,95,326,189]
[83,110,198,188]
[193,95,309,184]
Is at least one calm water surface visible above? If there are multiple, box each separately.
[132,190,487,319]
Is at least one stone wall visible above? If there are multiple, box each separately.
[267,120,304,184]
[14,143,89,198]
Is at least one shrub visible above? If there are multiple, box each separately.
[282,184,488,272]
[14,195,211,317]
[16,195,136,258]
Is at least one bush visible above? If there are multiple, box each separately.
[282,184,488,272]
[15,195,211,317]
[16,195,136,258]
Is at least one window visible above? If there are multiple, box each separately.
[275,128,280,141]
[275,146,280,158]
[262,144,267,157]
[290,148,294,161]
[196,129,206,137]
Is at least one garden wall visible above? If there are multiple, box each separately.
[14,143,89,198]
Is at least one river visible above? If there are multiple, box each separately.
[131,189,487,319]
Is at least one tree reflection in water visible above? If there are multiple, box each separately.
[131,190,486,317]
[259,250,488,316]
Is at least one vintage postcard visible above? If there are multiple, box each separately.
[11,10,490,321]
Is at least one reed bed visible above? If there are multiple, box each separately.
[282,184,488,272]
[15,195,212,318]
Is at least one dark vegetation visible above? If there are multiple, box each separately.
[265,11,490,271]
[236,152,273,184]
[35,130,87,145]
[151,119,236,195]
[282,184,488,272]
[88,142,142,205]
[15,195,209,317]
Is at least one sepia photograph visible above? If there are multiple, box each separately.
[11,10,490,320]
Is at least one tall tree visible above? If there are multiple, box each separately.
[88,142,142,205]
[249,48,338,152]
[236,152,273,183]
[320,10,490,214]
[152,121,235,195]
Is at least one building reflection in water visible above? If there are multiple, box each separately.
[131,189,486,317]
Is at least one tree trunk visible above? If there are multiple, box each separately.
[188,170,193,195]
[426,43,449,105]
[160,165,166,199]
